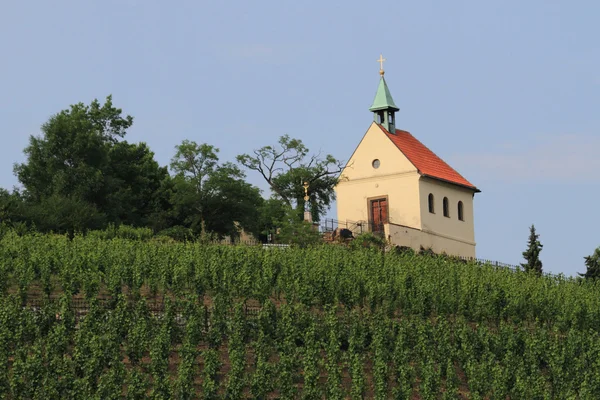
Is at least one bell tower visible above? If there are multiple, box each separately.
[369,54,400,133]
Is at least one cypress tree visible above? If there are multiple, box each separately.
[521,225,543,276]
[580,247,600,280]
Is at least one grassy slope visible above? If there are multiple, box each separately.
[1,231,599,398]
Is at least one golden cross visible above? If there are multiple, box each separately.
[377,54,386,75]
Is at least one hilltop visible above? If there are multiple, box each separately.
[1,229,599,398]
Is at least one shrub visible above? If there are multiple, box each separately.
[349,232,387,250]
[87,224,154,241]
[156,226,195,242]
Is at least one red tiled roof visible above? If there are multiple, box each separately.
[378,124,479,191]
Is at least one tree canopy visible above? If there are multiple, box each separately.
[15,96,133,202]
[169,140,263,239]
[0,189,23,225]
[237,135,344,222]
[13,96,168,233]
[6,96,283,240]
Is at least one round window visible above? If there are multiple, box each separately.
[372,159,380,169]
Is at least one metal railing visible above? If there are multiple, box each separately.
[456,256,561,278]
[23,297,263,326]
[321,218,382,237]
[321,219,562,278]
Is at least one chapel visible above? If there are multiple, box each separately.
[334,56,480,258]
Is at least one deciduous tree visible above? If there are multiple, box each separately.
[170,141,263,239]
[237,135,344,222]
[15,96,132,203]
[0,188,23,224]
[13,96,168,232]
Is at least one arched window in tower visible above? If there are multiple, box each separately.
[428,193,435,214]
[458,201,464,221]
[443,197,449,217]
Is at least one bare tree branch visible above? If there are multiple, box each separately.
[237,135,345,219]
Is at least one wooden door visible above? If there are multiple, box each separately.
[370,198,388,233]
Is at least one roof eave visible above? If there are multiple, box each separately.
[421,174,481,193]
[369,105,400,112]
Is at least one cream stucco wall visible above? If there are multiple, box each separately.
[335,122,477,258]
[338,123,417,181]
[385,222,476,258]
[335,123,422,229]
[418,177,476,247]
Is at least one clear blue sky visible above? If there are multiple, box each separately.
[1,1,598,276]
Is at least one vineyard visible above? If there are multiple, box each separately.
[1,230,600,399]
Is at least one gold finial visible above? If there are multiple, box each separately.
[377,54,386,76]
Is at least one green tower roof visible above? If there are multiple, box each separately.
[369,76,399,112]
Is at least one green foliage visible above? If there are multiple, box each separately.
[202,163,264,239]
[372,315,390,399]
[580,247,600,280]
[301,318,321,400]
[274,206,322,247]
[0,222,10,241]
[169,140,219,188]
[126,367,149,400]
[250,307,274,399]
[348,310,367,399]
[6,98,347,242]
[26,194,106,234]
[237,134,344,222]
[443,360,459,400]
[14,96,167,233]
[201,348,220,399]
[349,232,387,251]
[87,224,154,241]
[15,95,131,200]
[256,197,288,240]
[169,140,263,239]
[0,188,24,225]
[2,232,600,397]
[277,304,299,399]
[155,225,195,242]
[103,141,169,227]
[325,308,343,400]
[225,303,246,399]
[521,224,543,275]
[392,323,414,399]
